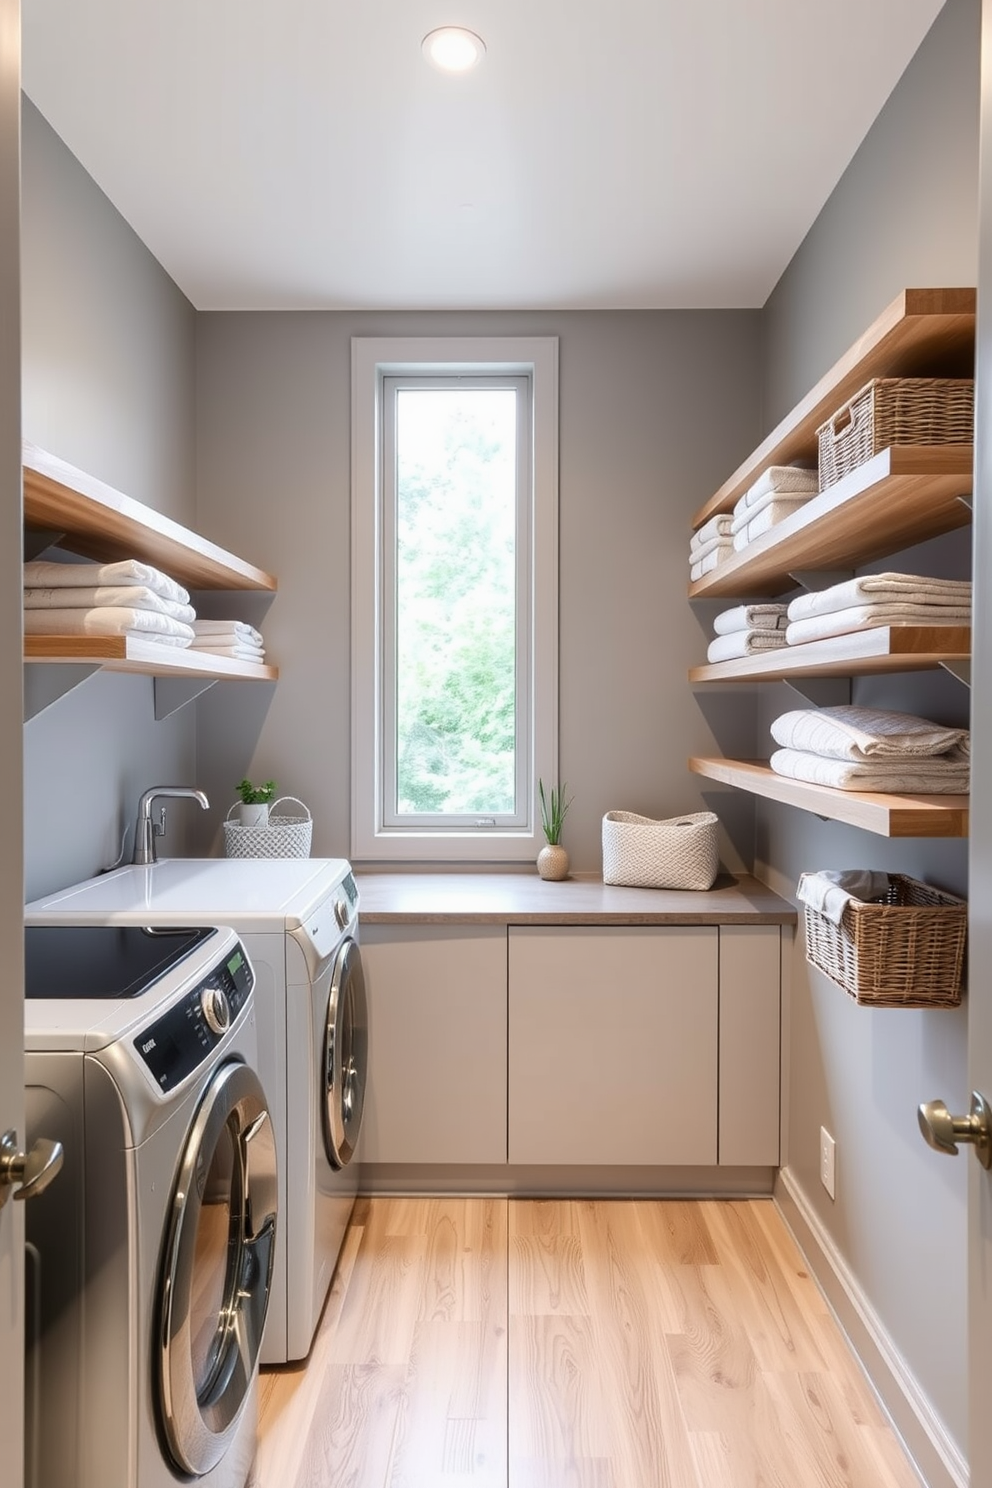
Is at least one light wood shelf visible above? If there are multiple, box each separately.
[692,287,975,529]
[23,441,277,592]
[688,445,973,599]
[24,634,278,681]
[690,757,969,839]
[689,625,971,683]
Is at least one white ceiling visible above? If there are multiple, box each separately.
[22,0,947,312]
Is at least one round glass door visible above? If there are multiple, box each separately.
[158,1059,277,1477]
[323,938,369,1169]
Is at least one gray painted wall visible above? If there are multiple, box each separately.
[193,309,763,872]
[21,102,200,899]
[758,0,980,1460]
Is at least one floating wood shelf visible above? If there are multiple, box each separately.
[24,634,278,681]
[688,446,973,599]
[689,626,971,683]
[689,757,969,839]
[23,441,277,592]
[692,287,976,529]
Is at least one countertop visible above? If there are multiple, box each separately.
[354,871,796,925]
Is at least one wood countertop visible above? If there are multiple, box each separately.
[353,871,796,925]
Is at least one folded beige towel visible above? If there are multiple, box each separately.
[24,607,195,645]
[712,603,788,636]
[787,573,972,623]
[770,705,968,761]
[690,543,733,582]
[706,630,788,663]
[24,585,196,624]
[690,513,734,551]
[731,486,815,532]
[770,748,969,793]
[785,603,971,647]
[740,465,819,509]
[732,495,811,550]
[23,559,190,606]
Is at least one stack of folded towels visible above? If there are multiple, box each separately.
[784,572,972,647]
[731,465,819,551]
[769,704,969,793]
[23,559,195,647]
[189,619,266,663]
[689,514,734,581]
[706,602,788,663]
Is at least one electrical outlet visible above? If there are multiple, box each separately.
[820,1126,836,1199]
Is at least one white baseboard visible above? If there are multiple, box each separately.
[775,1167,967,1488]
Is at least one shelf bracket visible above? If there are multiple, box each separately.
[787,569,855,593]
[24,527,66,562]
[939,658,971,689]
[957,494,973,513]
[24,663,100,721]
[153,676,218,721]
[781,677,852,708]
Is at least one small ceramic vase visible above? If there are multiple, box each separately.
[537,844,569,881]
[239,801,270,830]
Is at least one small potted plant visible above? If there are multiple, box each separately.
[537,779,573,881]
[236,777,277,830]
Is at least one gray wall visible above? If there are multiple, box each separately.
[21,101,199,899]
[193,309,763,871]
[758,0,980,1462]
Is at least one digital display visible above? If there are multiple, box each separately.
[227,949,244,977]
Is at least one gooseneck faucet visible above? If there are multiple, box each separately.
[132,786,210,865]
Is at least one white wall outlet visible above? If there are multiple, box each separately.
[820,1126,836,1199]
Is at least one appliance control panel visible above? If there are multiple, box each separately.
[134,939,254,1093]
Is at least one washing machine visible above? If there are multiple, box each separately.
[26,855,368,1364]
[23,921,277,1488]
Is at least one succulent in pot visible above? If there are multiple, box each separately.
[236,777,277,829]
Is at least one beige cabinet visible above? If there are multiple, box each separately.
[718,925,781,1166]
[360,925,507,1165]
[507,925,720,1166]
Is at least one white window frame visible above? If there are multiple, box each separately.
[351,336,559,863]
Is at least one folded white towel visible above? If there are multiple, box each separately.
[690,543,734,582]
[191,618,265,646]
[797,869,894,925]
[706,630,788,663]
[732,496,812,551]
[770,705,968,761]
[23,559,190,606]
[740,465,819,509]
[712,603,789,636]
[731,486,814,533]
[770,748,969,793]
[24,585,196,624]
[688,530,734,565]
[23,607,195,645]
[690,513,734,552]
[787,573,972,624]
[189,642,266,662]
[785,603,972,647]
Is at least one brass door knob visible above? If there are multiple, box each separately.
[918,1092,992,1169]
[0,1128,64,1209]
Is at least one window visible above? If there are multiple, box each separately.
[352,337,558,861]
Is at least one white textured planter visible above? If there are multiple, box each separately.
[239,802,270,830]
[537,844,569,881]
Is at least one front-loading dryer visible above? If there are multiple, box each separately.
[27,855,368,1364]
[23,923,277,1488]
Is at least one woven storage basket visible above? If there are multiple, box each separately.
[802,873,966,1008]
[223,796,313,859]
[602,810,719,891]
[817,377,974,490]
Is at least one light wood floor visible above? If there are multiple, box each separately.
[248,1197,922,1488]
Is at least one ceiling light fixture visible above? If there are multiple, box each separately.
[422,27,486,73]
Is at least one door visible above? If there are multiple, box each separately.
[322,937,368,1169]
[0,0,24,1479]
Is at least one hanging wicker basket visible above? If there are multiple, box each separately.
[223,796,313,859]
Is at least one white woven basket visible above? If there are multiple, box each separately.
[223,796,313,859]
[602,810,719,890]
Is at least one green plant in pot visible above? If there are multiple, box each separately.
[236,777,277,829]
[537,779,573,881]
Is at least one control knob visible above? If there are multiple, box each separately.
[334,898,350,931]
[201,984,231,1037]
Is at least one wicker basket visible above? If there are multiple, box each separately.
[602,810,719,890]
[223,796,313,859]
[802,873,966,1008]
[817,377,974,490]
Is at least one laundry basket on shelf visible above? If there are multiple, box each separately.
[223,797,313,859]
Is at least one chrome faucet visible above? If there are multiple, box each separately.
[132,786,210,865]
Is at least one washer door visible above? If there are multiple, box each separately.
[323,937,368,1169]
[158,1059,277,1477]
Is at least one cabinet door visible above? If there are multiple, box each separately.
[508,926,718,1165]
[360,926,507,1164]
[718,925,781,1166]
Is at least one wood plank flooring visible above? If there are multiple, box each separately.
[248,1198,922,1488]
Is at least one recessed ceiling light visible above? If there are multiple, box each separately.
[422,27,486,74]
